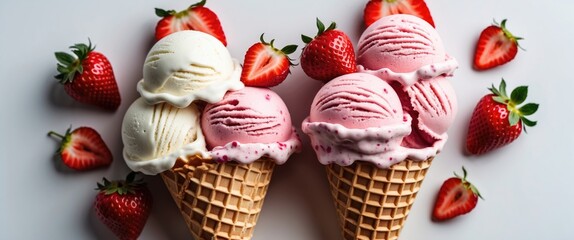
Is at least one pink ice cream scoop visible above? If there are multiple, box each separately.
[310,73,404,129]
[357,14,446,73]
[303,73,418,168]
[201,87,301,165]
[201,87,293,149]
[391,77,457,149]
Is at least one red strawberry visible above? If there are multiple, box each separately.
[300,19,356,82]
[48,126,113,171]
[95,172,153,240]
[466,79,539,155]
[363,0,435,27]
[54,41,121,110]
[155,0,226,45]
[241,34,298,87]
[433,167,483,221]
[474,19,523,70]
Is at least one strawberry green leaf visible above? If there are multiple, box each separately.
[301,35,313,44]
[510,86,528,105]
[327,22,336,31]
[316,18,325,35]
[499,79,508,97]
[281,45,298,55]
[521,117,537,127]
[519,103,539,116]
[509,111,520,126]
[190,0,207,8]
[492,96,506,104]
[155,8,176,17]
[55,52,75,65]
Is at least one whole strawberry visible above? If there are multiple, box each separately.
[466,79,539,155]
[155,0,226,45]
[54,41,121,110]
[474,19,523,70]
[433,167,482,221]
[95,172,153,240]
[301,18,356,82]
[48,126,112,171]
[241,34,298,87]
[363,0,434,27]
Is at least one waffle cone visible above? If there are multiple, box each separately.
[325,158,433,240]
[161,155,275,240]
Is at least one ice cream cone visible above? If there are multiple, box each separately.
[325,158,433,240]
[161,155,275,240]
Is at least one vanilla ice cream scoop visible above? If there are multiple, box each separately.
[138,30,244,108]
[122,98,208,175]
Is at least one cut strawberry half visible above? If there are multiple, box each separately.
[474,19,523,70]
[433,167,483,221]
[364,0,435,27]
[48,126,112,171]
[155,0,227,45]
[241,34,297,87]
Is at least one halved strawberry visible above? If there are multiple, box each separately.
[474,19,523,70]
[364,0,435,27]
[155,0,227,45]
[48,126,112,171]
[241,34,297,87]
[433,167,483,221]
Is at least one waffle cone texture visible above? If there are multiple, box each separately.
[161,155,275,240]
[325,158,433,240]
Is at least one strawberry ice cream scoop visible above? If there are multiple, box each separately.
[357,14,446,73]
[310,73,404,128]
[302,73,427,168]
[201,87,301,164]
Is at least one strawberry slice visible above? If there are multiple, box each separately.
[474,19,523,70]
[48,126,112,171]
[155,0,227,45]
[364,0,435,27]
[241,34,297,87]
[433,167,483,221]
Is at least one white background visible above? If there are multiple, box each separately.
[1,0,572,239]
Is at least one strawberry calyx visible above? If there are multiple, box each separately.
[495,19,524,50]
[301,18,336,44]
[155,0,206,18]
[489,79,539,130]
[47,126,73,153]
[96,172,144,195]
[454,167,483,200]
[260,33,298,66]
[54,40,94,84]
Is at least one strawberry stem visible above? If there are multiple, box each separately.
[47,131,65,139]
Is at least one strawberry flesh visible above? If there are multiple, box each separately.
[49,127,112,171]
[241,35,297,87]
[155,1,227,45]
[364,0,435,27]
[433,178,478,221]
[433,168,482,221]
[474,19,522,70]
